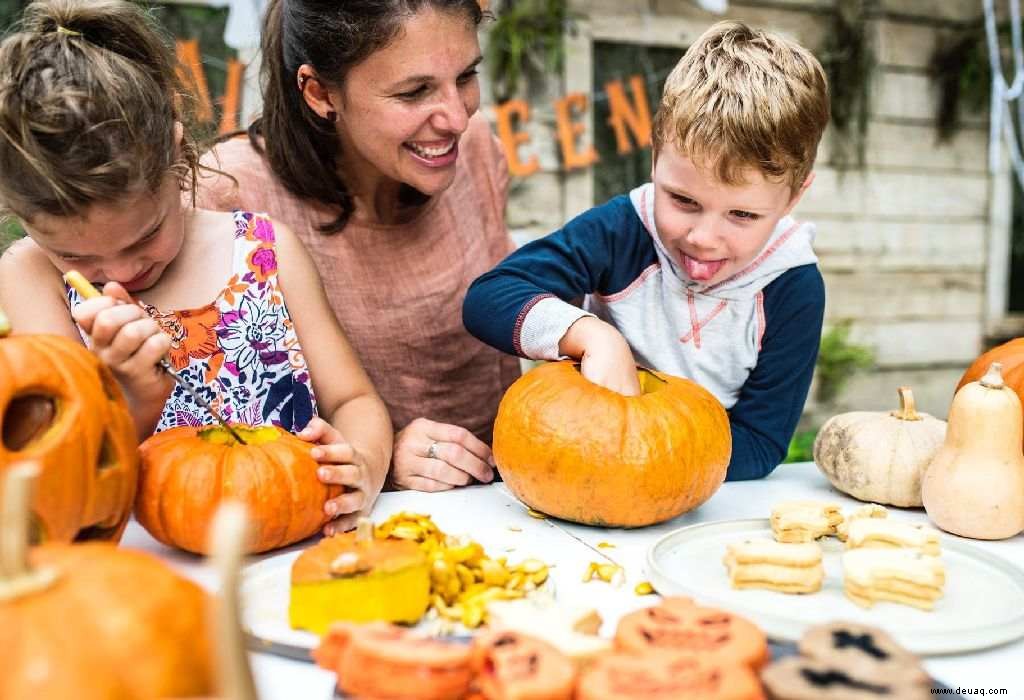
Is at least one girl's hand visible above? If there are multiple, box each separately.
[391,418,495,492]
[299,417,386,535]
[70,281,172,403]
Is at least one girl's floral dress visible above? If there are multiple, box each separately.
[67,211,318,433]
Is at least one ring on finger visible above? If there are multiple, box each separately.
[426,440,441,461]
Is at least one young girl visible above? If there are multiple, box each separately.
[0,0,392,534]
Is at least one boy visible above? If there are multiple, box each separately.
[463,21,829,481]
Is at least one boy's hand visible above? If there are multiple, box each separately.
[70,281,172,403]
[391,417,495,492]
[299,417,386,535]
[560,317,642,396]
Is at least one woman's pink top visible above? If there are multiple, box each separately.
[195,115,521,443]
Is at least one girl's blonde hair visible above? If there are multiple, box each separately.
[0,0,198,221]
[652,21,830,191]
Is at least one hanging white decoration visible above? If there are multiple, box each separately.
[984,0,1024,188]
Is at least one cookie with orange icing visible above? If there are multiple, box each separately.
[614,597,768,671]
[577,652,764,700]
[470,630,576,700]
[313,622,473,700]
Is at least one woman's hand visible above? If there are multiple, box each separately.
[561,316,641,396]
[391,418,495,492]
[70,281,173,410]
[299,417,387,535]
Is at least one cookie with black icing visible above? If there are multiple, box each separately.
[799,622,929,686]
[761,656,931,700]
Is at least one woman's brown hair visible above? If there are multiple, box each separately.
[252,0,485,233]
[0,0,199,221]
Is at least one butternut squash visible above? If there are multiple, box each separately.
[922,363,1024,539]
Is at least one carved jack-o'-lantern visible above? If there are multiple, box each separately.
[0,310,138,542]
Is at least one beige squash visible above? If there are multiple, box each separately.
[922,363,1024,540]
[813,387,946,507]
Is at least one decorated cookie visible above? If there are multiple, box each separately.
[798,622,930,686]
[313,622,473,699]
[842,549,945,611]
[771,501,844,542]
[485,597,611,662]
[844,518,941,556]
[836,504,888,542]
[614,597,768,671]
[723,539,824,594]
[578,651,765,700]
[470,630,576,700]
[760,656,930,700]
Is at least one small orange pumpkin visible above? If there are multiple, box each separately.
[137,424,340,554]
[493,361,731,527]
[0,462,213,699]
[0,310,138,543]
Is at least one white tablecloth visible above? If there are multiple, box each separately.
[121,461,1024,699]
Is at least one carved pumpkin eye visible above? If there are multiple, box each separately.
[2,394,57,451]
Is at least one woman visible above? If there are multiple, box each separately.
[197,0,521,492]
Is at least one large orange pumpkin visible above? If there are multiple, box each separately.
[492,362,731,527]
[0,314,138,543]
[137,424,341,554]
[0,462,214,699]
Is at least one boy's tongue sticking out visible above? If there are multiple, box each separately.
[682,254,727,282]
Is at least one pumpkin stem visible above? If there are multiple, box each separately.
[980,362,1006,390]
[0,306,10,338]
[890,386,922,421]
[208,501,258,700]
[0,462,57,601]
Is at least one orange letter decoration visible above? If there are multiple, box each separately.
[218,58,246,134]
[605,75,652,155]
[175,39,213,123]
[494,100,540,178]
[554,92,598,171]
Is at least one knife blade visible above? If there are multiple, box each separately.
[64,270,248,445]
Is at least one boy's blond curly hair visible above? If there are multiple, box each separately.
[652,21,830,192]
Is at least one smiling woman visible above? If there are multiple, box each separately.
[197,0,521,494]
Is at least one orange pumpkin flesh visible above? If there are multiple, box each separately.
[0,334,138,543]
[137,424,340,554]
[493,362,731,527]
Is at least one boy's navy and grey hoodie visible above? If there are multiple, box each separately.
[463,183,826,481]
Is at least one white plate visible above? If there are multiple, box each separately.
[645,518,1024,655]
[240,549,555,656]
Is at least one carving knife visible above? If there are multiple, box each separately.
[64,271,247,444]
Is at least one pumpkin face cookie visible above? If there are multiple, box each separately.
[723,539,824,594]
[760,656,930,700]
[314,622,473,700]
[577,652,765,700]
[470,630,576,700]
[771,501,843,543]
[614,597,768,671]
[798,622,929,687]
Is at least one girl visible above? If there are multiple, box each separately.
[0,0,391,534]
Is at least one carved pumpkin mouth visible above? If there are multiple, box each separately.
[3,394,58,450]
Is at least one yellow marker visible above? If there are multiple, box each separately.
[63,270,101,299]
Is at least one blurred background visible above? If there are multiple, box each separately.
[0,0,1017,460]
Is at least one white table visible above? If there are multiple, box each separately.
[122,462,1024,698]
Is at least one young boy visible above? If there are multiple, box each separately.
[463,21,829,481]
